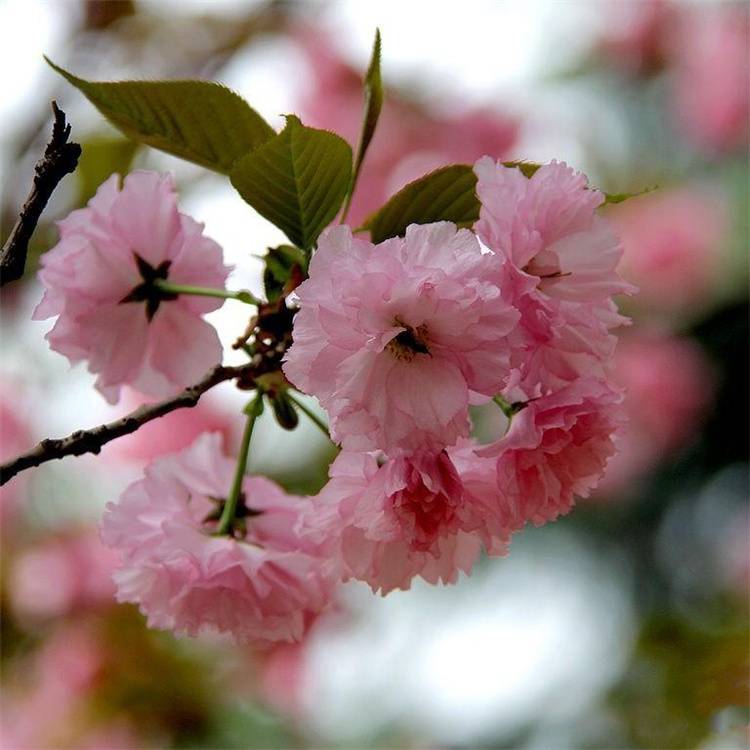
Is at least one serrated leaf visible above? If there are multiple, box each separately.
[230,115,353,251]
[343,28,383,221]
[362,164,479,243]
[46,57,274,174]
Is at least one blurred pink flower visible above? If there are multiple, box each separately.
[670,5,749,153]
[612,186,727,315]
[283,223,518,453]
[76,723,143,750]
[301,449,505,595]
[108,389,239,462]
[257,641,307,718]
[10,531,118,621]
[600,330,714,492]
[0,624,104,749]
[34,171,230,404]
[294,26,517,226]
[101,433,334,644]
[473,379,625,527]
[596,0,674,75]
[0,389,33,526]
[721,508,750,596]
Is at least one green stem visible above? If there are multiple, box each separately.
[287,392,331,440]
[216,393,263,536]
[154,279,260,306]
[492,394,514,419]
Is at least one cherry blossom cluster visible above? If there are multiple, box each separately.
[285,158,633,596]
[34,158,633,644]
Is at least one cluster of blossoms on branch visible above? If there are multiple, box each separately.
[30,157,633,643]
[5,36,640,645]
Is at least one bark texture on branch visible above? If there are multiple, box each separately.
[1,101,81,286]
[0,363,258,485]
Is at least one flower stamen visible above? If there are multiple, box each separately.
[387,322,430,361]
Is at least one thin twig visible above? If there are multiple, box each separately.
[1,101,81,286]
[0,362,258,486]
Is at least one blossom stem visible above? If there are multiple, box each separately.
[216,393,264,536]
[287,392,331,439]
[492,394,514,419]
[154,279,260,306]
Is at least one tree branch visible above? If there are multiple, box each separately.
[1,101,81,286]
[0,362,259,486]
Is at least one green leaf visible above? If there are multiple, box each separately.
[361,158,654,242]
[230,115,353,251]
[46,57,275,174]
[75,135,139,204]
[602,185,658,205]
[342,28,383,221]
[502,160,542,179]
[361,164,479,243]
[263,244,306,302]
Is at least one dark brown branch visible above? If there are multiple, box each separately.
[0,362,258,486]
[1,101,81,286]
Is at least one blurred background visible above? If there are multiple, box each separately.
[0,1,748,748]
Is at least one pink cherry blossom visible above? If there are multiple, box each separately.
[471,379,625,529]
[612,186,727,315]
[34,171,231,404]
[301,450,508,595]
[100,433,334,644]
[283,222,519,452]
[474,158,633,398]
[502,286,625,401]
[474,158,633,304]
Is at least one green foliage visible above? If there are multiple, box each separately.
[362,159,654,242]
[75,135,139,204]
[362,164,479,243]
[230,115,353,251]
[502,159,542,178]
[46,58,274,174]
[263,244,306,302]
[602,185,658,204]
[343,28,383,220]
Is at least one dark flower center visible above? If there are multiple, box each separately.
[386,321,430,362]
[119,252,177,321]
[202,491,264,539]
